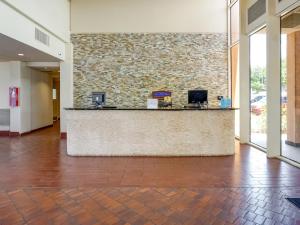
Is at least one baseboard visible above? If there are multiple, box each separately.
[20,131,31,136]
[61,132,67,139]
[248,142,267,153]
[277,156,300,169]
[21,124,54,136]
[9,132,20,137]
[0,124,54,137]
[0,131,10,137]
[285,140,300,147]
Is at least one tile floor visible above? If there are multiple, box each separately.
[0,123,299,225]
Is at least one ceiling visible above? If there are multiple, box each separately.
[27,62,60,73]
[281,6,300,34]
[0,33,60,62]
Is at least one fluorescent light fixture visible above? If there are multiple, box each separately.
[18,53,24,56]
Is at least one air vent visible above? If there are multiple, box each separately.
[35,28,50,46]
[248,0,266,25]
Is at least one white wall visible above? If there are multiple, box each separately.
[71,0,227,33]
[0,62,11,131]
[9,61,21,132]
[276,0,300,15]
[266,0,281,157]
[239,0,250,143]
[30,69,53,130]
[0,61,53,133]
[0,62,10,109]
[0,1,67,61]
[20,63,31,133]
[3,0,70,42]
[60,43,73,133]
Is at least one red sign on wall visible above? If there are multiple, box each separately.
[9,87,19,107]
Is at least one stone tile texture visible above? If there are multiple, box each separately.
[66,110,235,156]
[72,33,228,108]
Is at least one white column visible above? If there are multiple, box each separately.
[239,0,250,144]
[60,43,74,134]
[9,61,21,133]
[266,0,281,157]
[19,62,31,134]
[9,61,32,134]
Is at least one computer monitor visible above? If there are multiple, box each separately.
[92,92,106,106]
[188,90,208,104]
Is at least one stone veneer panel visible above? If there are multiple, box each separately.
[66,110,235,156]
[72,33,228,107]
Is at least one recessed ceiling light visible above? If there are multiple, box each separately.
[18,53,24,56]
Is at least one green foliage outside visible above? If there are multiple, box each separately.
[251,66,266,93]
[251,59,287,93]
[250,60,287,134]
[281,59,287,91]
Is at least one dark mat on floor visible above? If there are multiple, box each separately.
[286,198,300,209]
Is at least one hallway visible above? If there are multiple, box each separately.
[0,125,299,224]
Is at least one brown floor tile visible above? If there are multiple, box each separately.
[0,123,299,224]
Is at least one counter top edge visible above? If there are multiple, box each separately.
[65,108,238,111]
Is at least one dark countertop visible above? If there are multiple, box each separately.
[65,107,238,111]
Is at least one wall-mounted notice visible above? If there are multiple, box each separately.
[147,99,158,109]
[9,87,19,107]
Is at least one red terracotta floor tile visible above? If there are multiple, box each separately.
[0,123,299,224]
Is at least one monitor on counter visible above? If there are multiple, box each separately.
[188,90,208,104]
[92,92,106,105]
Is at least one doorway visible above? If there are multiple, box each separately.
[0,33,61,135]
[52,71,60,122]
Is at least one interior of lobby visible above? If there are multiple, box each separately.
[0,0,300,224]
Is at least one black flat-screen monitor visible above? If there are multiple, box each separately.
[92,92,106,105]
[188,90,208,104]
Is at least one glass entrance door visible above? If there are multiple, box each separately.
[250,27,267,149]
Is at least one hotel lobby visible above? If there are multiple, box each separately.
[0,0,300,224]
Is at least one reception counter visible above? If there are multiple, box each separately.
[65,108,236,156]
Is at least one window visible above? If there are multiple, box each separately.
[229,0,240,137]
[53,89,57,100]
[250,27,267,149]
